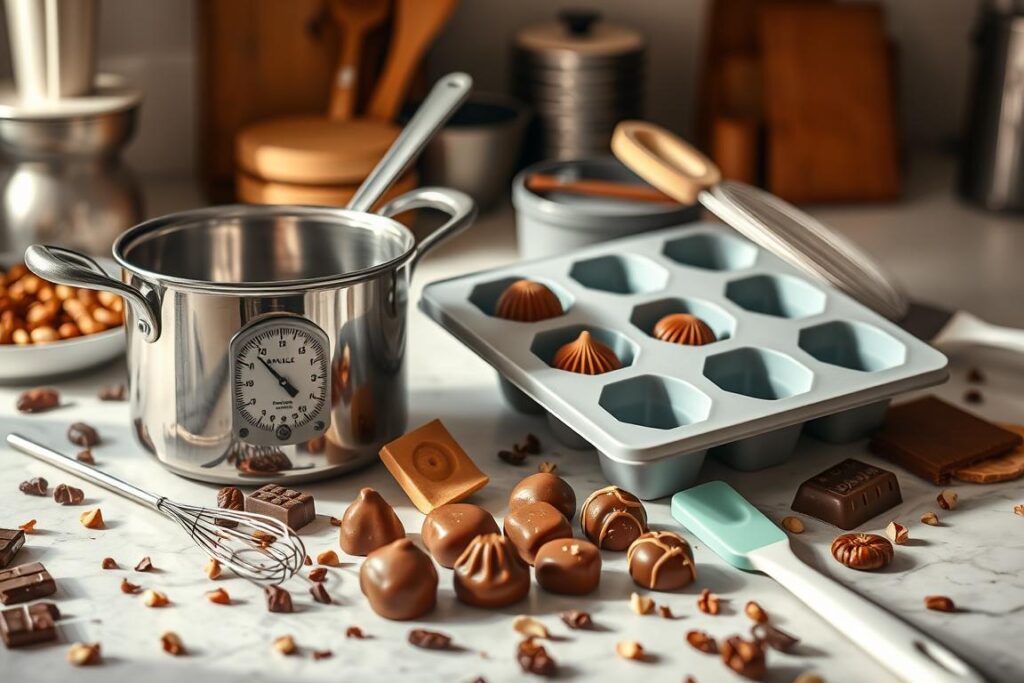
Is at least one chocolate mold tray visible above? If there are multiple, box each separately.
[420,224,948,499]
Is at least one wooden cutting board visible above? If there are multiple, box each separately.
[759,3,900,202]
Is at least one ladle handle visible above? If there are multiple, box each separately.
[347,72,472,213]
[611,120,722,204]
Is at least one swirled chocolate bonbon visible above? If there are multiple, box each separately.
[453,533,529,608]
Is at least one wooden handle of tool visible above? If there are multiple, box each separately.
[611,120,722,204]
[525,174,677,204]
[328,34,363,120]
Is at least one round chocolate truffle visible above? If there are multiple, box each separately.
[359,538,437,620]
[453,533,530,608]
[534,538,601,595]
[421,503,500,569]
[626,531,697,591]
[503,501,574,565]
[580,485,648,551]
[339,487,406,556]
[508,472,577,521]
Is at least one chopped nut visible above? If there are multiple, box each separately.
[309,567,328,582]
[67,642,101,666]
[303,554,313,565]
[513,615,550,639]
[53,483,84,505]
[924,595,955,612]
[207,587,231,605]
[517,638,556,677]
[560,610,593,630]
[745,600,768,624]
[80,508,104,529]
[16,387,60,413]
[98,383,127,401]
[265,585,293,613]
[316,549,340,566]
[751,623,800,652]
[498,449,526,466]
[697,588,720,615]
[686,629,717,654]
[630,591,655,615]
[76,450,95,464]
[781,516,805,534]
[309,582,332,604]
[538,461,557,474]
[205,558,221,579]
[830,533,893,571]
[312,649,332,660]
[345,626,366,639]
[253,530,276,546]
[329,516,342,527]
[657,605,674,619]
[18,476,47,496]
[522,433,542,454]
[409,629,453,650]
[794,674,825,683]
[135,556,154,572]
[272,635,297,655]
[67,422,100,447]
[160,631,185,656]
[143,589,169,607]
[921,511,940,526]
[721,636,766,680]
[615,640,645,661]
[964,389,983,404]
[937,490,959,510]
[1015,504,1024,517]
[101,557,117,569]
[120,578,141,594]
[18,519,36,533]
[215,486,243,528]
[885,521,909,545]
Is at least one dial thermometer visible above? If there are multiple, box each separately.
[230,315,331,447]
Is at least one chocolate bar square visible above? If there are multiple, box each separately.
[791,459,902,530]
[0,562,56,605]
[1,602,60,647]
[0,529,25,569]
[245,484,315,531]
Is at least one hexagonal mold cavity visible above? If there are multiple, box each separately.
[703,347,813,400]
[798,321,906,372]
[725,274,826,319]
[530,325,637,372]
[568,254,668,295]
[662,232,757,271]
[630,296,736,343]
[468,276,572,319]
[600,375,711,430]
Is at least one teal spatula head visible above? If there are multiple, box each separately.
[671,480,787,571]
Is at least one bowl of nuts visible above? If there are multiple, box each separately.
[0,256,125,382]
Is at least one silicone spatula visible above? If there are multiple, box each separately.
[671,481,985,683]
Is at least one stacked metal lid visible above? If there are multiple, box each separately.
[514,10,645,160]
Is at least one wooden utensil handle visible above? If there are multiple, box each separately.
[328,35,363,120]
[525,174,677,204]
[611,120,722,204]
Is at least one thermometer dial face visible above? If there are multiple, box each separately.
[230,316,331,446]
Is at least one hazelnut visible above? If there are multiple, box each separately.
[937,490,959,510]
[18,519,37,533]
[513,615,550,639]
[206,587,231,605]
[615,640,645,661]
[143,589,169,607]
[316,550,340,566]
[273,635,297,655]
[921,511,940,526]
[745,600,769,624]
[560,610,593,630]
[830,533,893,571]
[630,591,655,615]
[697,588,721,615]
[120,578,141,594]
[924,595,955,612]
[67,642,102,666]
[205,558,222,580]
[1015,504,1024,517]
[101,557,117,569]
[80,508,104,529]
[657,605,674,619]
[345,626,365,639]
[686,629,717,654]
[885,521,909,545]
[160,632,185,656]
[781,516,805,534]
[76,449,94,464]
[721,636,766,680]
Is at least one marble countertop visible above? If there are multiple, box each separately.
[1,154,1023,682]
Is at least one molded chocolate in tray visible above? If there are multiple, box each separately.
[420,224,948,499]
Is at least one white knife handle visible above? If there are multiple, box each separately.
[932,309,1024,355]
[751,541,985,683]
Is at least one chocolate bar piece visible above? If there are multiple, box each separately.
[791,459,902,530]
[869,396,1022,484]
[0,529,25,569]
[0,562,56,605]
[245,484,315,531]
[1,602,60,647]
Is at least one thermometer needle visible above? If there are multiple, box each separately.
[257,357,299,398]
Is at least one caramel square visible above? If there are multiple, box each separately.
[379,419,489,513]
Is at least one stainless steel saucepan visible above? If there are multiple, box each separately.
[24,73,477,484]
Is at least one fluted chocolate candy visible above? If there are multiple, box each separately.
[339,488,406,556]
[453,533,529,608]
[534,538,601,595]
[508,473,577,521]
[626,531,697,590]
[503,501,573,565]
[421,503,500,569]
[580,485,648,551]
[359,538,437,620]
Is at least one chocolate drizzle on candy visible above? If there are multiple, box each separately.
[580,485,648,551]
[553,331,622,375]
[626,531,697,591]
[495,279,563,322]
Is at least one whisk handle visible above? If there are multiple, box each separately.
[6,433,162,510]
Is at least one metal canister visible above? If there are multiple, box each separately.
[514,10,645,161]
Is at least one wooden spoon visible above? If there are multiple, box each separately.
[366,0,459,122]
[328,0,391,120]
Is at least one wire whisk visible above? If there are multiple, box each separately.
[7,433,306,585]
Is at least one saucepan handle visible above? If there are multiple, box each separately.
[24,244,162,343]
[611,120,723,204]
[377,187,478,273]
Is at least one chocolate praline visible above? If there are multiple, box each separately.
[503,501,573,565]
[580,485,648,551]
[534,538,601,595]
[339,487,406,556]
[359,538,437,620]
[626,531,697,590]
[421,503,500,569]
[453,533,530,608]
[508,472,577,521]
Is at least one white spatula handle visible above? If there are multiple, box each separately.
[932,309,1024,355]
[751,541,985,683]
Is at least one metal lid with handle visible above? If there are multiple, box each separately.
[611,120,910,321]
